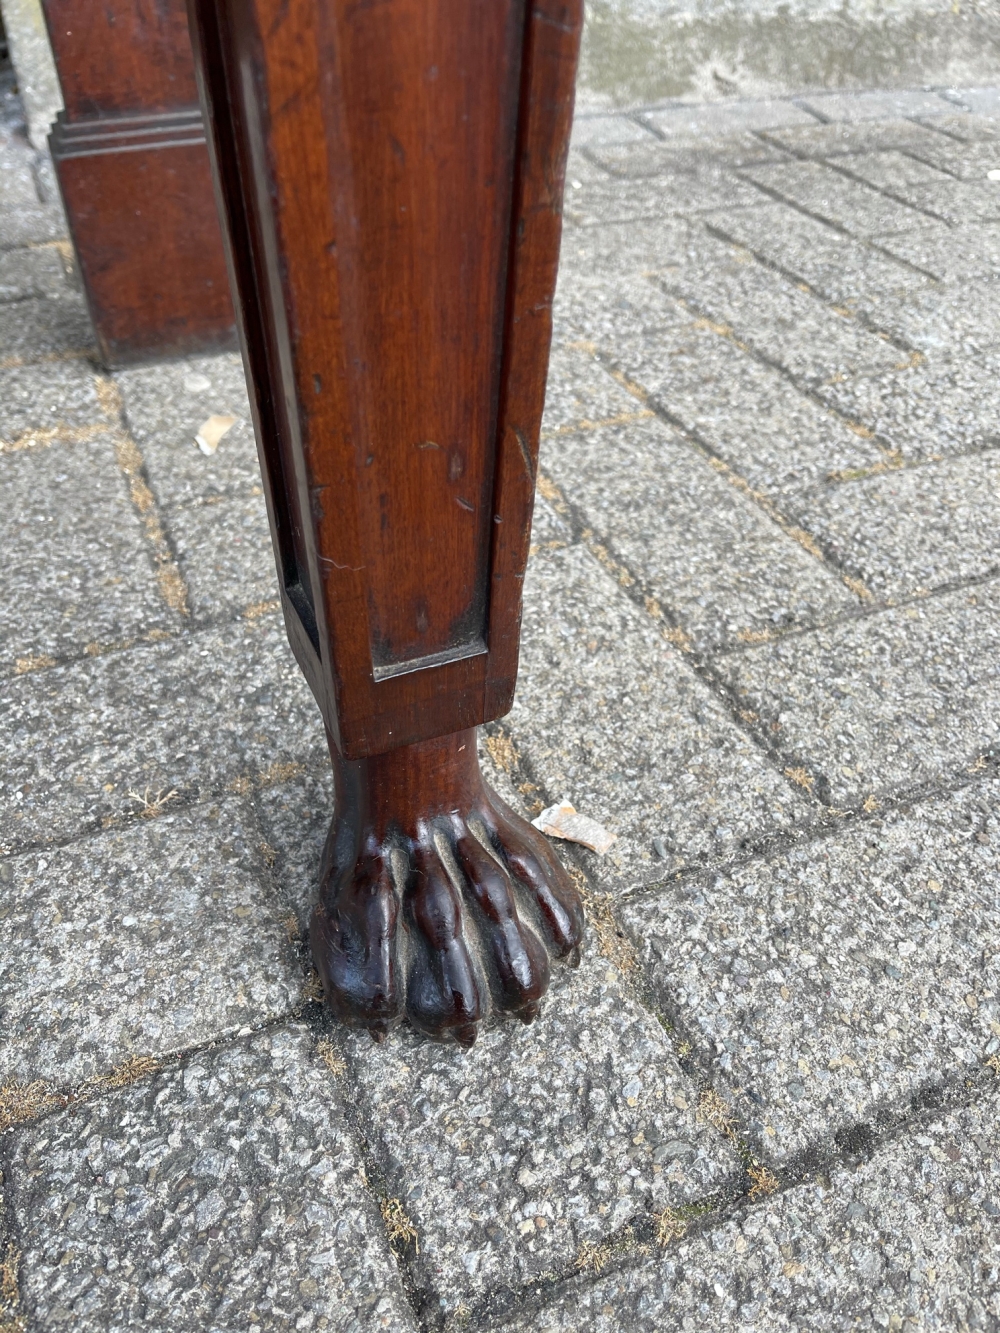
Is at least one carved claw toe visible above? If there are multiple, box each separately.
[311,728,587,1045]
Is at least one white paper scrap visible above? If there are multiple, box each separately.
[195,414,237,455]
[531,800,616,855]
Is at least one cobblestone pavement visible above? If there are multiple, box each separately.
[2,70,1000,1332]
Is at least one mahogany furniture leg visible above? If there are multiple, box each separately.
[187,0,586,1045]
[41,0,235,364]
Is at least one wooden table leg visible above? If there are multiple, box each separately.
[40,0,235,364]
[186,0,585,1045]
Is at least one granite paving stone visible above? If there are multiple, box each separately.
[0,200,66,250]
[563,168,764,229]
[0,612,326,852]
[714,580,1000,808]
[659,233,905,388]
[875,221,1000,282]
[0,359,109,443]
[0,292,95,362]
[114,354,260,506]
[491,1086,1000,1331]
[889,133,1000,183]
[0,799,304,1085]
[0,433,177,674]
[5,1026,417,1333]
[557,215,692,283]
[917,112,1000,144]
[340,947,741,1319]
[559,307,888,499]
[622,783,998,1166]
[801,451,1000,599]
[0,241,71,302]
[550,267,690,350]
[759,116,962,160]
[569,114,653,147]
[540,417,854,652]
[742,158,935,236]
[817,351,1000,459]
[541,343,648,436]
[949,88,1000,116]
[166,492,277,622]
[885,280,1000,355]
[509,544,810,888]
[705,201,933,322]
[642,99,816,138]
[797,89,951,123]
[584,133,785,179]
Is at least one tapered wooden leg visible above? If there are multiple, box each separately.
[187,0,586,1042]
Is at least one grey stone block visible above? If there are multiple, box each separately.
[6,1026,417,1333]
[556,301,886,500]
[0,293,94,362]
[342,949,740,1318]
[744,158,934,236]
[714,580,1000,808]
[0,357,108,442]
[114,354,261,506]
[661,233,904,387]
[0,613,326,852]
[540,417,854,653]
[797,88,951,123]
[0,799,304,1084]
[509,544,810,887]
[551,268,690,351]
[623,783,998,1166]
[643,99,816,139]
[542,343,646,437]
[570,114,652,147]
[894,133,1000,183]
[818,352,1000,459]
[564,168,764,229]
[759,116,959,160]
[0,433,177,674]
[586,134,784,178]
[919,112,1000,144]
[950,87,1000,116]
[802,451,1000,599]
[875,221,1000,283]
[166,492,278,622]
[492,1086,1000,1332]
[557,216,693,283]
[0,241,72,302]
[704,201,931,329]
[841,157,1000,227]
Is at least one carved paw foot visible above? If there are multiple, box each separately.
[310,729,585,1045]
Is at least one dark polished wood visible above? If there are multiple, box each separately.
[42,0,235,364]
[188,0,585,1042]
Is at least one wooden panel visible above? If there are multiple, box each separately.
[42,0,199,119]
[51,111,236,364]
[188,0,581,757]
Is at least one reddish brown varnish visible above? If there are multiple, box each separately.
[42,0,235,364]
[187,0,585,1042]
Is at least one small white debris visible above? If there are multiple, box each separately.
[183,373,212,393]
[988,169,1000,181]
[531,799,616,855]
[571,179,583,189]
[195,414,237,455]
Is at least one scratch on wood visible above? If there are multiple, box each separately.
[513,425,535,482]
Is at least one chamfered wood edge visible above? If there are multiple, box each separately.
[187,0,582,759]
